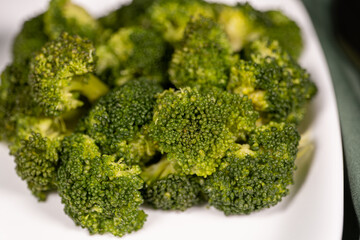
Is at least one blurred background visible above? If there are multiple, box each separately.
[302,0,360,239]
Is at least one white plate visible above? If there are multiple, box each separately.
[0,0,343,239]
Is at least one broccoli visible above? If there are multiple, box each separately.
[203,122,300,215]
[141,155,203,211]
[57,133,146,237]
[262,10,303,59]
[0,14,48,141]
[78,78,163,165]
[212,3,265,52]
[44,0,101,42]
[10,116,67,201]
[212,3,303,58]
[149,87,258,177]
[12,13,49,67]
[147,0,214,43]
[29,32,109,117]
[96,27,167,86]
[169,16,232,89]
[0,64,42,141]
[228,39,317,124]
[98,0,156,31]
[0,0,319,236]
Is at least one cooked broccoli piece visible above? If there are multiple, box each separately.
[147,0,214,43]
[228,39,317,124]
[12,13,49,66]
[169,16,232,89]
[9,116,67,201]
[262,10,303,59]
[98,0,156,31]
[0,64,42,141]
[149,87,258,177]
[211,3,303,57]
[29,32,109,117]
[141,155,203,211]
[78,78,163,165]
[44,0,101,42]
[96,27,167,86]
[0,14,48,141]
[212,3,265,52]
[57,133,146,237]
[203,122,300,215]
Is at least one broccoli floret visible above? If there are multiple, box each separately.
[212,3,265,52]
[203,122,300,215]
[12,13,49,67]
[169,16,232,89]
[57,133,146,237]
[78,78,163,165]
[29,32,109,117]
[149,87,258,177]
[262,10,303,59]
[147,0,214,43]
[98,0,156,31]
[212,3,303,57]
[228,39,317,124]
[9,116,67,201]
[141,155,203,211]
[0,14,48,141]
[44,0,101,42]
[96,27,167,86]
[0,64,42,141]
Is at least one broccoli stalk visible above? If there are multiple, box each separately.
[65,74,109,103]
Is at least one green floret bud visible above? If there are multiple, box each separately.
[30,32,109,117]
[232,39,318,124]
[98,0,156,31]
[57,133,146,237]
[169,16,232,89]
[78,78,163,165]
[12,13,49,67]
[141,156,203,211]
[262,10,303,59]
[147,0,215,43]
[44,0,102,42]
[10,116,67,201]
[203,122,300,215]
[96,27,167,86]
[0,64,43,141]
[213,3,265,52]
[149,87,258,177]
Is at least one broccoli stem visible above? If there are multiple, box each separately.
[141,157,176,185]
[70,74,109,103]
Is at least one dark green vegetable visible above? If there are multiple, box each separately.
[203,122,300,215]
[141,156,203,211]
[57,133,146,237]
[149,87,258,176]
[169,17,232,89]
[29,32,109,117]
[78,78,163,165]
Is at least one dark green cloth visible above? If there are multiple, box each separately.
[302,0,360,237]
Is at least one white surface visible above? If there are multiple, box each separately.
[0,0,343,240]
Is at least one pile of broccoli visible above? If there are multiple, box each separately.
[0,0,317,237]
